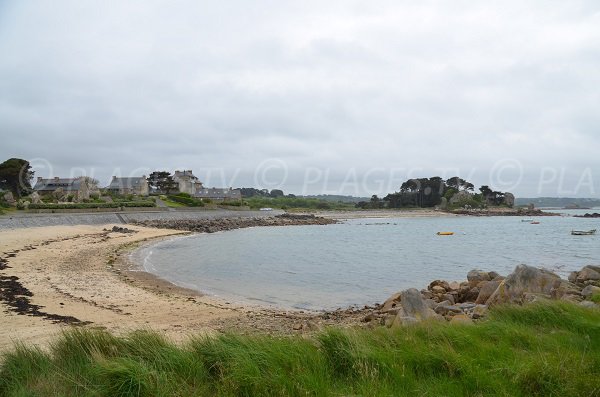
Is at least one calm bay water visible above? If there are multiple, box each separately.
[136,214,600,311]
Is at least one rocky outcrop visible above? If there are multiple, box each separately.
[361,264,599,328]
[467,270,492,287]
[386,288,441,327]
[131,214,337,233]
[30,191,41,204]
[486,265,581,304]
[475,280,502,304]
[449,191,474,206]
[503,192,515,208]
[574,213,600,218]
[574,266,600,283]
[3,191,16,207]
[581,285,600,299]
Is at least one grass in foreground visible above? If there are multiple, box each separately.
[1,301,599,396]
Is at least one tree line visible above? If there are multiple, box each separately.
[356,177,508,209]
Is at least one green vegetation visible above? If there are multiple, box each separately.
[166,193,205,207]
[0,198,9,214]
[147,171,178,194]
[0,158,34,198]
[27,202,155,210]
[218,200,245,207]
[1,301,599,396]
[356,177,510,210]
[245,196,354,210]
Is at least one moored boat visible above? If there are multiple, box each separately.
[530,221,540,224]
[571,229,596,236]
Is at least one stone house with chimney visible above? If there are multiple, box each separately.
[33,177,99,201]
[195,187,242,201]
[173,170,203,195]
[106,176,149,196]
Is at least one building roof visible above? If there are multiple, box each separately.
[33,177,82,192]
[195,188,241,199]
[107,177,147,190]
[173,170,198,181]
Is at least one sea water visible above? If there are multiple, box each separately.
[137,214,600,310]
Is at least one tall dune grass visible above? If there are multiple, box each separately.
[1,301,599,396]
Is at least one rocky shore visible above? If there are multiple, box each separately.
[130,213,337,233]
[356,264,600,328]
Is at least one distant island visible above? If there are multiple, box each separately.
[516,197,600,208]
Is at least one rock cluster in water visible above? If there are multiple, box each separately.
[130,213,337,233]
[363,264,600,327]
[574,212,600,218]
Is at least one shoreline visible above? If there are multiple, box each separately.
[2,211,597,352]
[0,220,374,351]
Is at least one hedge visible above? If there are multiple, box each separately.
[167,195,205,207]
[28,202,155,209]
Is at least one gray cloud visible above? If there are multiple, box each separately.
[1,1,600,196]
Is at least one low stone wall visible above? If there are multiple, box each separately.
[0,210,285,230]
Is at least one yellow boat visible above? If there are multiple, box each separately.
[437,232,454,236]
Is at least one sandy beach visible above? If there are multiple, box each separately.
[0,210,463,351]
[0,223,363,351]
[1,224,295,351]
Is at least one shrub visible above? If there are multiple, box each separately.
[167,195,204,207]
[219,201,244,207]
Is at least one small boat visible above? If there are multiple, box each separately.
[530,221,540,224]
[571,229,596,236]
[437,232,454,236]
[521,219,533,222]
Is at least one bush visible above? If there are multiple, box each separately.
[166,195,204,207]
[219,201,244,207]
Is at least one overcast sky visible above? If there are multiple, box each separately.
[1,1,599,197]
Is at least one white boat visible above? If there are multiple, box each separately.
[571,229,596,236]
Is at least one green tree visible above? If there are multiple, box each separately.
[269,189,284,198]
[0,158,34,198]
[147,171,177,194]
[447,176,475,191]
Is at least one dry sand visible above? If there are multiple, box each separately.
[0,225,264,351]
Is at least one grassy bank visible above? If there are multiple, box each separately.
[1,302,599,396]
